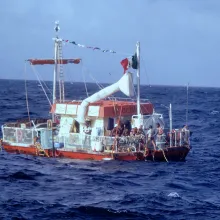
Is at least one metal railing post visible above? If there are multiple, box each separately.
[175,130,177,147]
[16,128,18,143]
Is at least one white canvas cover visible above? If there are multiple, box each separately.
[77,72,134,124]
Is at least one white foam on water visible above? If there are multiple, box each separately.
[168,192,180,198]
[102,158,113,161]
[210,110,219,115]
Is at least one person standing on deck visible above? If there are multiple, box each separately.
[111,123,123,137]
[156,123,163,141]
[146,125,156,150]
[138,125,145,136]
[83,120,92,147]
[137,125,146,150]
[181,125,190,144]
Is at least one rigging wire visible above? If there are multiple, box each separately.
[24,62,31,122]
[31,65,52,106]
[26,60,52,96]
[64,64,75,84]
[87,69,105,90]
[37,71,53,96]
[81,61,89,97]
[85,66,115,101]
[81,64,117,100]
[140,54,151,86]
[186,82,189,126]
[79,60,136,103]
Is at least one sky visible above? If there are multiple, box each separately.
[0,0,220,87]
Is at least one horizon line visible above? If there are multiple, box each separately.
[0,78,219,89]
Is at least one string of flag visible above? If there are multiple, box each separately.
[60,38,138,73]
[62,39,117,54]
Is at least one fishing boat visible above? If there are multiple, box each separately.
[0,22,191,162]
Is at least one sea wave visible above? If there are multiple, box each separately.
[0,81,220,219]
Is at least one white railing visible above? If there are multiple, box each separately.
[167,129,190,147]
[2,125,190,152]
[2,126,53,149]
[145,129,190,150]
[55,133,116,152]
[54,133,148,152]
[155,134,167,149]
[3,127,37,145]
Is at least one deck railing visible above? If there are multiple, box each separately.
[166,129,190,147]
[2,127,37,145]
[55,133,116,152]
[55,133,147,152]
[2,126,190,151]
[2,126,52,148]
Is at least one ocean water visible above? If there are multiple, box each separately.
[0,79,220,220]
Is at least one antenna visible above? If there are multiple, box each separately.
[169,103,172,148]
[52,21,60,122]
[136,41,141,124]
[186,82,189,126]
[54,21,60,37]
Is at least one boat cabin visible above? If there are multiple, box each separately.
[51,100,154,136]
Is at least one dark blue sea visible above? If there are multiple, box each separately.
[0,79,220,220]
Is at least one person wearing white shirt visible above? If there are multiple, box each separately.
[83,121,92,146]
[146,125,156,150]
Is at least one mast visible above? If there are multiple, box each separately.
[169,103,172,147]
[186,82,189,126]
[58,41,65,103]
[136,41,141,119]
[52,21,59,122]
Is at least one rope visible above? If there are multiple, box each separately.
[28,63,52,95]
[82,65,105,92]
[81,64,115,101]
[116,105,123,135]
[112,105,124,154]
[186,82,189,126]
[0,139,2,152]
[81,61,89,97]
[31,65,52,106]
[140,54,151,86]
[37,71,52,95]
[162,149,169,162]
[64,64,75,84]
[24,62,31,122]
[157,144,169,162]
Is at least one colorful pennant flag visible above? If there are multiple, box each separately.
[120,58,130,74]
[131,53,138,70]
[62,39,116,54]
[120,53,138,73]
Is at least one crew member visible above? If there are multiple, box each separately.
[83,120,92,146]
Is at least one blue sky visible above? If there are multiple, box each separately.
[0,0,220,87]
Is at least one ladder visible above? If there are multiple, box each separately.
[35,142,49,157]
[57,41,65,103]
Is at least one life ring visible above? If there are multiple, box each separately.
[17,130,23,142]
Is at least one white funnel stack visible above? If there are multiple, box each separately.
[76,72,134,124]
